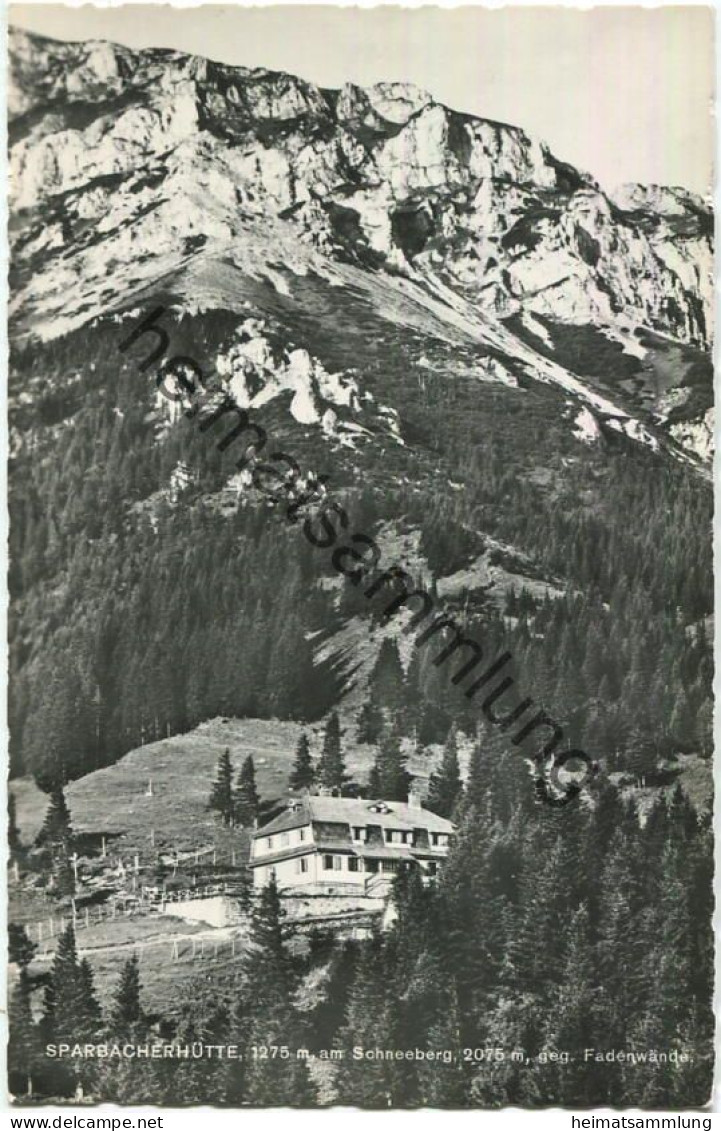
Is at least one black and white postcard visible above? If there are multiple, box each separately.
[6,3,716,1112]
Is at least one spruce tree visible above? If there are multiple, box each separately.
[336,933,396,1105]
[245,876,291,1006]
[236,864,254,915]
[370,727,411,801]
[209,747,235,826]
[356,698,384,745]
[77,958,102,1040]
[544,903,598,1104]
[9,971,40,1098]
[235,755,260,827]
[239,877,316,1104]
[36,783,73,850]
[54,847,76,897]
[44,923,83,1047]
[113,954,143,1028]
[427,727,462,818]
[370,638,406,720]
[318,713,345,793]
[9,923,37,969]
[289,731,315,792]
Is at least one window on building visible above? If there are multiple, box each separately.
[348,858,360,872]
[427,862,438,876]
[366,859,379,873]
[299,828,306,841]
[334,856,343,871]
[431,833,439,846]
[267,837,273,849]
[352,826,364,841]
[296,857,309,874]
[323,855,334,871]
[381,860,398,873]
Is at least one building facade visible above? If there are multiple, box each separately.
[249,792,454,891]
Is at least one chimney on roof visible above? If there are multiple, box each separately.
[407,787,422,810]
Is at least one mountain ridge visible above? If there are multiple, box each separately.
[9,24,712,332]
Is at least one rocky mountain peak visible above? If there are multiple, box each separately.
[8,25,714,464]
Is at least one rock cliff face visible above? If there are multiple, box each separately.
[8,27,714,461]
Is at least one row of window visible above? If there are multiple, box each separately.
[320,855,438,876]
[258,857,439,882]
[353,828,448,847]
[259,827,308,854]
[258,827,449,856]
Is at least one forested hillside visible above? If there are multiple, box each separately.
[8,25,714,1109]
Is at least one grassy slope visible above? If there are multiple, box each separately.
[18,911,242,1016]
[11,716,448,863]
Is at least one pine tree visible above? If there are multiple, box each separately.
[239,877,313,1105]
[54,847,76,897]
[77,958,102,1040]
[370,727,411,801]
[464,734,496,816]
[36,783,73,851]
[236,864,254,915]
[235,755,260,827]
[336,933,397,1105]
[543,903,599,1104]
[9,971,40,1098]
[24,659,96,790]
[318,713,345,793]
[289,731,315,792]
[44,923,84,1047]
[112,954,143,1029]
[208,748,235,826]
[356,698,384,745]
[245,876,292,1007]
[427,727,462,818]
[370,638,406,719]
[9,923,36,970]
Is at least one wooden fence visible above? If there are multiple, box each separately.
[23,882,246,944]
